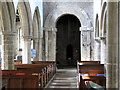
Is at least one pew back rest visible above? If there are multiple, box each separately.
[81,76,106,88]
[15,64,48,69]
[78,61,100,65]
[2,75,38,88]
[79,64,104,76]
[2,70,42,75]
[32,61,56,64]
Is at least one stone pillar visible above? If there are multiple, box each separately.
[1,33,15,70]
[53,29,57,61]
[22,36,32,64]
[100,37,106,64]
[106,1,119,88]
[80,27,93,61]
[119,2,120,88]
[45,29,49,61]
[39,37,43,61]
[48,28,57,61]
[14,30,18,57]
[33,38,39,61]
[94,38,101,61]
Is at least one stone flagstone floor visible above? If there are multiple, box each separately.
[46,68,78,89]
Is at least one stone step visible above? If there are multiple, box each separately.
[50,82,77,86]
[47,68,78,88]
[48,86,77,88]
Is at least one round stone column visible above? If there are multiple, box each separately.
[45,29,49,61]
[33,38,39,61]
[1,33,16,70]
[39,37,43,61]
[100,37,106,64]
[106,1,119,88]
[53,29,57,61]
[94,38,101,61]
[22,36,32,64]
[48,28,57,61]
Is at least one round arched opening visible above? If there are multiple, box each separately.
[56,14,81,68]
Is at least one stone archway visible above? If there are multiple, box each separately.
[17,1,32,64]
[1,2,16,70]
[100,3,107,64]
[56,14,81,67]
[44,6,92,28]
[32,6,42,61]
[94,14,101,62]
[44,5,93,62]
[100,2,107,37]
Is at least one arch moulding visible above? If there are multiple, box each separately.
[44,5,92,30]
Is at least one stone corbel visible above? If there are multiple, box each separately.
[22,35,32,40]
[2,31,16,36]
[32,38,39,41]
[51,28,57,32]
[95,37,101,41]
[80,27,94,32]
[44,27,57,32]
[43,27,51,32]
[100,36,106,40]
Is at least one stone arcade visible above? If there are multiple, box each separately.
[0,0,120,89]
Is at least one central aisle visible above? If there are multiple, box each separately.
[47,68,78,88]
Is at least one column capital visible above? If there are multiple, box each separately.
[43,27,57,32]
[22,35,32,40]
[100,36,106,40]
[95,37,101,41]
[80,27,94,32]
[32,38,39,41]
[2,31,16,36]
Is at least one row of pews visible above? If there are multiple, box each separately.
[77,61,106,89]
[1,61,56,89]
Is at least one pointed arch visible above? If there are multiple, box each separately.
[100,2,107,37]
[17,0,32,36]
[1,1,16,70]
[33,12,38,38]
[2,2,15,33]
[95,14,99,38]
[32,6,41,39]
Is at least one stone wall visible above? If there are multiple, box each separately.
[43,2,94,62]
[43,2,94,26]
[119,2,120,88]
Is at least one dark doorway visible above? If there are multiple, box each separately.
[66,44,73,60]
[56,14,81,68]
[66,44,73,65]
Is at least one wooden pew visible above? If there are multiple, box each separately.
[15,64,49,87]
[80,76,106,88]
[15,63,53,86]
[1,61,56,88]
[1,80,7,90]
[32,61,56,82]
[77,61,101,78]
[77,61,100,65]
[79,64,104,76]
[77,61,105,89]
[2,75,38,88]
[2,70,44,88]
[32,61,56,74]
